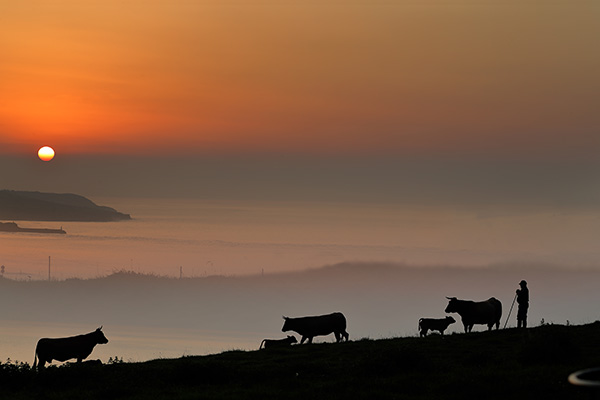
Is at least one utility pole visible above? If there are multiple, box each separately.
[48,256,51,281]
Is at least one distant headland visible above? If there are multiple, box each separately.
[0,190,131,222]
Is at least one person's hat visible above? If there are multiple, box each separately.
[519,280,527,286]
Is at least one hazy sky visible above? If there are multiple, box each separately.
[0,1,599,208]
[1,1,598,158]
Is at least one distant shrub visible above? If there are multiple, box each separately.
[1,359,31,372]
[0,359,33,388]
[108,356,124,364]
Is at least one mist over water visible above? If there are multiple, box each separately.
[2,197,600,280]
[1,263,600,364]
[1,197,600,364]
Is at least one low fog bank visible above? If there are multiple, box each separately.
[4,155,600,207]
[1,263,598,345]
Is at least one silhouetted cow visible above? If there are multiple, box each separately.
[445,297,502,333]
[282,312,349,344]
[259,335,298,349]
[418,316,456,337]
[33,327,109,369]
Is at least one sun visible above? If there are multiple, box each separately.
[38,146,55,161]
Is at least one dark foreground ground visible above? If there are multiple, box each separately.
[2,323,600,399]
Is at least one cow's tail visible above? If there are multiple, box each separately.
[418,318,423,329]
[33,352,37,370]
[259,340,266,350]
[490,297,503,329]
[496,298,503,329]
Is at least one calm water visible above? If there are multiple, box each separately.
[2,197,600,364]
[3,197,600,280]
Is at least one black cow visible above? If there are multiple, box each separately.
[33,327,109,369]
[259,335,298,349]
[282,312,349,344]
[445,297,502,333]
[418,316,456,337]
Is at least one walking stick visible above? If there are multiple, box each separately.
[504,293,517,329]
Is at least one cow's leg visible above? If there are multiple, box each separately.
[342,331,349,341]
[300,336,308,344]
[307,336,313,344]
[334,332,341,342]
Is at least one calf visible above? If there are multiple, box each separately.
[418,316,456,337]
[259,335,298,349]
[33,327,109,369]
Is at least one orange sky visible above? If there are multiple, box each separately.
[1,1,598,157]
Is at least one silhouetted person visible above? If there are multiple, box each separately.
[516,280,529,328]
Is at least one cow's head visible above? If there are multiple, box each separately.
[282,316,292,332]
[94,327,109,344]
[287,335,298,344]
[445,297,458,313]
[446,316,456,324]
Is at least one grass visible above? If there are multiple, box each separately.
[2,322,600,399]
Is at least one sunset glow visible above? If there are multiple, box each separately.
[1,1,598,157]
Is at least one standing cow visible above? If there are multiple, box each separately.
[445,297,502,333]
[282,312,349,344]
[33,327,109,369]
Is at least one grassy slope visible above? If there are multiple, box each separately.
[2,323,600,400]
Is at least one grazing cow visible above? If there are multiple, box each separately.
[445,297,502,333]
[259,335,298,349]
[33,327,109,369]
[282,312,349,344]
[418,316,456,337]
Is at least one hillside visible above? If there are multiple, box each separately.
[0,190,131,221]
[2,264,600,368]
[2,323,600,399]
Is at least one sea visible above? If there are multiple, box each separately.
[2,197,600,364]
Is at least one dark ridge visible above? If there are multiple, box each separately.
[1,323,600,399]
[0,190,131,221]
